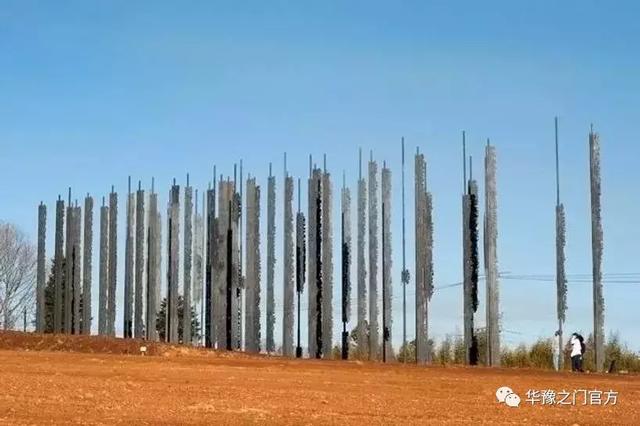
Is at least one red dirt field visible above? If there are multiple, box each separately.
[0,332,638,425]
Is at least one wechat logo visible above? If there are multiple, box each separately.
[496,386,521,408]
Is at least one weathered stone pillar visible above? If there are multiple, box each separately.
[381,164,392,360]
[416,151,435,364]
[167,182,180,343]
[295,179,306,358]
[368,157,379,360]
[205,185,216,348]
[266,168,276,353]
[589,128,605,372]
[146,187,159,341]
[283,173,295,357]
[134,183,145,339]
[36,203,46,333]
[98,198,109,335]
[341,182,352,360]
[124,179,134,338]
[183,179,193,345]
[307,165,323,357]
[356,151,367,358]
[193,190,204,344]
[82,195,93,335]
[54,196,65,333]
[321,165,333,358]
[64,190,73,334]
[464,174,480,366]
[72,204,82,334]
[484,143,500,366]
[215,180,235,349]
[244,177,261,353]
[108,188,118,336]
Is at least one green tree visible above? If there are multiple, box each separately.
[156,296,201,344]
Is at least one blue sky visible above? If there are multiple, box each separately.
[1,1,639,351]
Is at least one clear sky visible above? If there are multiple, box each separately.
[1,1,639,351]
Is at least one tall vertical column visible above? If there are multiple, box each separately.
[381,164,392,360]
[266,167,276,353]
[321,162,333,358]
[356,151,367,358]
[167,182,180,343]
[215,180,234,349]
[368,156,379,360]
[464,164,480,366]
[341,180,352,360]
[146,185,159,341]
[124,178,134,338]
[134,182,145,339]
[415,152,433,364]
[484,142,500,366]
[54,196,65,333]
[183,178,193,345]
[36,203,47,333]
[555,118,567,370]
[108,187,118,336]
[98,198,109,335]
[314,172,323,359]
[283,170,295,357]
[64,190,73,334]
[72,203,82,334]
[193,190,204,344]
[245,177,261,353]
[205,184,216,348]
[82,195,93,335]
[589,127,605,372]
[295,179,306,358]
[233,180,242,350]
[307,164,322,357]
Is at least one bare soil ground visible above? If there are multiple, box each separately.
[0,332,638,425]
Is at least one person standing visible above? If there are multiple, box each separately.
[570,333,584,372]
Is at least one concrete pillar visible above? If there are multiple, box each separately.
[381,165,392,360]
[484,144,500,366]
[341,184,352,359]
[64,191,73,334]
[368,158,379,360]
[98,199,109,335]
[193,190,204,343]
[146,188,159,341]
[356,154,368,359]
[231,186,241,350]
[464,179,480,365]
[36,203,46,333]
[54,197,65,333]
[205,187,216,347]
[589,129,605,372]
[215,180,234,349]
[321,168,333,358]
[307,167,322,357]
[556,203,567,368]
[72,204,82,334]
[82,196,93,335]
[283,175,295,356]
[245,177,261,353]
[183,181,193,345]
[134,183,145,339]
[108,188,118,336]
[266,171,276,353]
[124,179,134,338]
[415,153,429,363]
[167,183,180,343]
[295,201,306,358]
